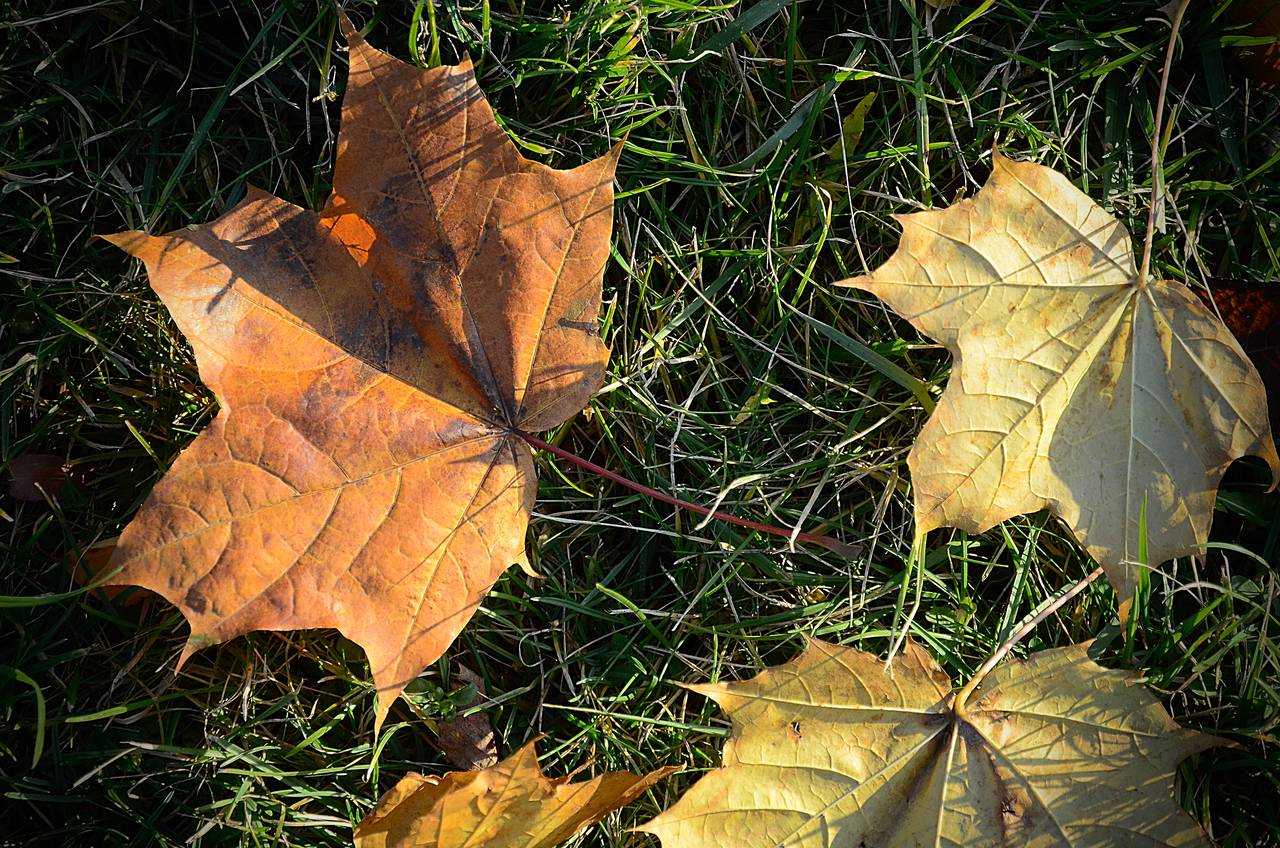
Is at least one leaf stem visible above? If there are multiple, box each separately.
[513,430,859,558]
[953,564,1106,718]
[1137,0,1192,284]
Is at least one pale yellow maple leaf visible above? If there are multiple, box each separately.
[641,639,1219,848]
[840,154,1279,609]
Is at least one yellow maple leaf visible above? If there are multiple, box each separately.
[641,639,1219,848]
[840,154,1279,608]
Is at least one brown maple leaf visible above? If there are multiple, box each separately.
[101,15,618,730]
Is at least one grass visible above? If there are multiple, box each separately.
[3,0,1280,844]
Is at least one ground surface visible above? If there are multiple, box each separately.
[3,1,1279,845]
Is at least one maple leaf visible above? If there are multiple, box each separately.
[640,638,1219,848]
[354,740,675,848]
[1199,280,1280,432]
[839,154,1280,609]
[100,16,619,729]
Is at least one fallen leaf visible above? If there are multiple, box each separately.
[641,639,1219,848]
[1228,0,1280,88]
[839,154,1279,610]
[1201,279,1280,431]
[7,454,69,501]
[65,538,151,605]
[100,15,618,730]
[436,664,498,770]
[354,740,675,848]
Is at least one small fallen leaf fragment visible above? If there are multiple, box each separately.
[100,14,618,730]
[354,740,675,848]
[641,639,1219,848]
[435,664,498,769]
[66,538,150,605]
[7,454,69,501]
[839,155,1279,609]
[1201,280,1280,431]
[824,92,876,162]
[1229,0,1280,88]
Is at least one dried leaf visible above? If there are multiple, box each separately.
[1229,0,1280,88]
[436,664,498,769]
[354,740,675,848]
[101,15,617,730]
[641,639,1218,848]
[1202,280,1280,431]
[7,454,69,501]
[66,538,151,605]
[840,155,1279,609]
[824,92,876,162]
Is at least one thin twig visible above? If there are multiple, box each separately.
[1137,0,1193,284]
[954,564,1107,717]
[513,430,860,558]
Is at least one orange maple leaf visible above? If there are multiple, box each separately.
[356,741,675,848]
[102,15,618,730]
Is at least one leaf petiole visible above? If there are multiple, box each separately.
[512,430,859,558]
[1137,0,1193,283]
[954,563,1106,719]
